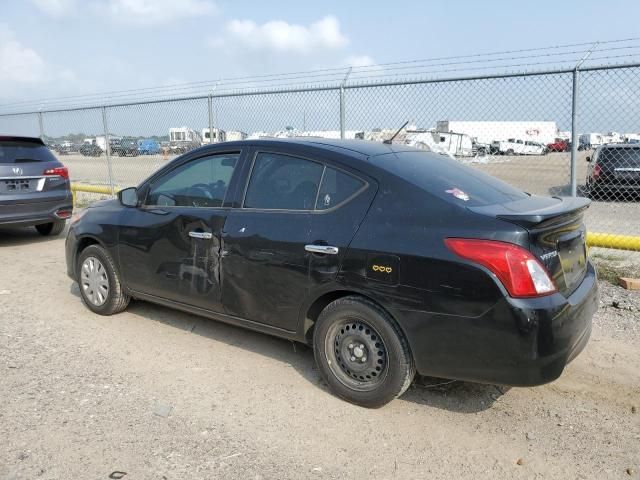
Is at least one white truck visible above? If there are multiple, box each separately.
[201,127,226,145]
[491,138,547,155]
[169,127,201,154]
[436,120,558,152]
[405,130,474,157]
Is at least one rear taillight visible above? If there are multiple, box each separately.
[43,166,69,179]
[593,164,601,179]
[445,238,557,298]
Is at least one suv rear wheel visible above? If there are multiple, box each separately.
[35,220,66,236]
[77,245,130,315]
[313,296,415,408]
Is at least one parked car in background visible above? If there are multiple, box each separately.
[138,139,161,155]
[66,139,597,407]
[547,139,570,152]
[491,139,547,155]
[113,138,140,157]
[0,136,72,235]
[586,143,640,200]
[79,143,103,157]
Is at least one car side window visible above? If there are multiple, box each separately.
[316,167,365,210]
[244,152,323,210]
[145,153,239,208]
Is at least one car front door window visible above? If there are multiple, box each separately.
[146,153,239,208]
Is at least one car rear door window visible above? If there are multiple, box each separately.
[244,152,323,210]
[315,167,365,210]
[146,153,238,208]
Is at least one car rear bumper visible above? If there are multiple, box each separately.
[0,194,73,228]
[395,261,598,386]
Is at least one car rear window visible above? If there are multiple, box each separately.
[0,140,58,164]
[598,147,640,167]
[370,151,529,207]
[315,167,365,210]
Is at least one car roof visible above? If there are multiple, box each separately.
[219,138,421,158]
[599,143,640,149]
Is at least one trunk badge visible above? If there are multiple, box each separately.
[540,251,558,261]
[12,167,23,176]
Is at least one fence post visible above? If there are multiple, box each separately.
[570,69,579,197]
[208,94,214,145]
[570,42,598,197]
[339,68,352,139]
[37,112,44,140]
[101,106,115,195]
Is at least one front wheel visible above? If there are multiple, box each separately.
[77,245,130,315]
[313,296,415,408]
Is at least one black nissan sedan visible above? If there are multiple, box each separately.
[65,139,598,407]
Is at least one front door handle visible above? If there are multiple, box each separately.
[305,244,339,255]
[189,231,213,240]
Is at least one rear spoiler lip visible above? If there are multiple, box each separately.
[468,196,591,228]
[0,135,45,146]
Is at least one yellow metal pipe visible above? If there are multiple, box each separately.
[71,183,120,195]
[587,232,640,252]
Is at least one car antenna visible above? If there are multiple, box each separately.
[383,121,409,144]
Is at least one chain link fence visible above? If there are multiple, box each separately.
[0,63,638,246]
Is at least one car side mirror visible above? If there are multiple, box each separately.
[585,156,591,162]
[119,187,139,207]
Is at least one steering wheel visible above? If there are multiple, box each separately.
[187,184,213,207]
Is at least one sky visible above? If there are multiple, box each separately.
[2,0,640,105]
[1,0,640,137]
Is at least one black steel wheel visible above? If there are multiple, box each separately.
[325,318,389,391]
[313,296,415,408]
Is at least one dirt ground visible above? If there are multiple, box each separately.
[1,227,639,480]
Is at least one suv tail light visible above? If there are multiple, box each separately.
[43,166,69,179]
[445,238,557,298]
[593,164,602,180]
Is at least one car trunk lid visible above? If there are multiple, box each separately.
[468,196,590,296]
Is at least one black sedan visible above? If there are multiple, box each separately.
[65,139,598,407]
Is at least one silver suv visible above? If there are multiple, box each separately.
[0,136,73,235]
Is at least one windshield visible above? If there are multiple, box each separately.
[598,147,640,167]
[370,151,529,207]
[0,140,58,164]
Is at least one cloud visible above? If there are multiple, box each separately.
[94,0,218,25]
[32,0,217,24]
[0,29,46,83]
[211,15,348,54]
[30,0,78,17]
[0,27,78,103]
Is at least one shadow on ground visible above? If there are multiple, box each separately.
[0,225,68,247]
[70,286,507,414]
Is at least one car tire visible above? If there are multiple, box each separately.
[35,220,66,236]
[313,296,415,408]
[506,149,515,156]
[76,244,130,316]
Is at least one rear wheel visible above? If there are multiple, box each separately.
[77,245,130,315]
[35,220,66,236]
[313,296,415,408]
[506,149,515,156]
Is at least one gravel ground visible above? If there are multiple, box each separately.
[1,227,639,480]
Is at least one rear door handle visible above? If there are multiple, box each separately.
[189,231,213,240]
[305,245,339,255]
